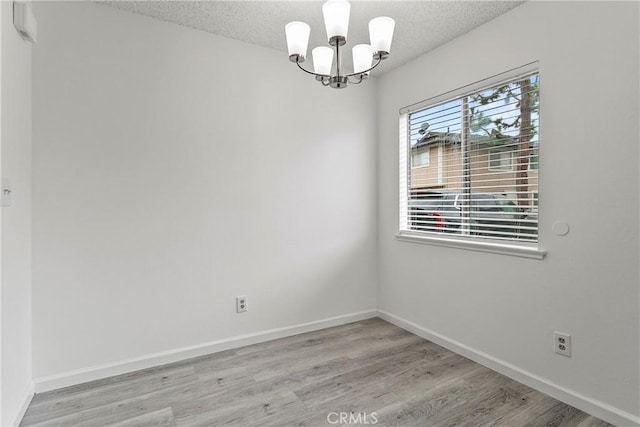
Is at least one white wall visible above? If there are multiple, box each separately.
[32,2,377,381]
[28,1,640,424]
[1,1,33,425]
[377,1,639,424]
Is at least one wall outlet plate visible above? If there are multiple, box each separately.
[236,296,247,313]
[554,331,571,357]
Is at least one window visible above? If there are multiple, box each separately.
[411,150,430,167]
[399,65,540,253]
[488,148,513,172]
[529,145,539,170]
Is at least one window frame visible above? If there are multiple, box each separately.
[396,62,546,259]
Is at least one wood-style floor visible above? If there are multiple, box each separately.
[21,318,611,427]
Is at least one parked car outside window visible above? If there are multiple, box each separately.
[409,192,536,240]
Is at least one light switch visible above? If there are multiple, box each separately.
[1,179,12,207]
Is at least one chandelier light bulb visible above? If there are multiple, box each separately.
[352,44,373,74]
[312,47,334,75]
[369,16,395,55]
[322,0,350,42]
[285,21,311,60]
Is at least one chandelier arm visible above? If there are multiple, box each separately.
[342,56,383,78]
[295,58,330,79]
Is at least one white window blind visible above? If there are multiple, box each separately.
[399,68,540,245]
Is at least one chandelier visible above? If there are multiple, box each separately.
[285,0,395,89]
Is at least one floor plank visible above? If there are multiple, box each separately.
[21,318,612,427]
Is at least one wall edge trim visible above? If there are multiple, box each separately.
[377,310,640,427]
[34,309,377,393]
[9,381,35,427]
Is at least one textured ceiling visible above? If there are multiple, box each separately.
[97,1,524,75]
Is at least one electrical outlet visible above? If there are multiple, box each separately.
[554,331,571,357]
[236,296,247,313]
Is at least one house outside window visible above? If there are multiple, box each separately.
[398,64,541,256]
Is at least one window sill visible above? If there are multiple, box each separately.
[395,232,546,260]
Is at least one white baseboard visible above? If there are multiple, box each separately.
[9,381,34,427]
[30,309,640,427]
[34,309,377,394]
[378,310,640,427]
